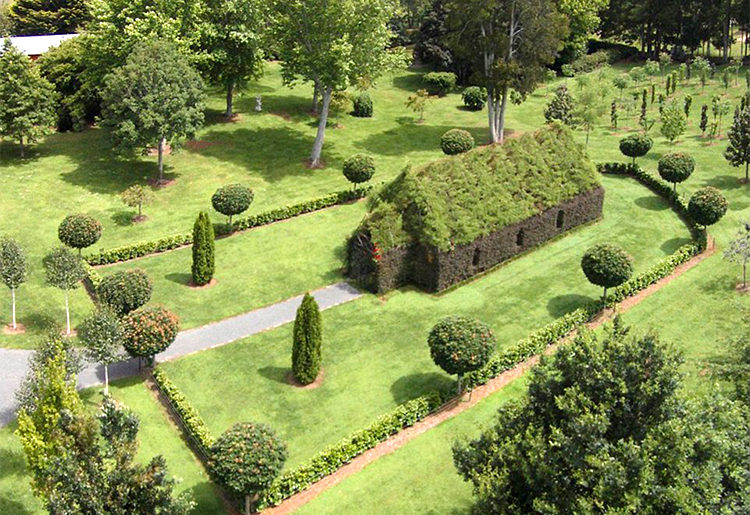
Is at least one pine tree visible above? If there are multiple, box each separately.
[292,293,322,385]
[543,84,575,126]
[191,212,215,286]
[726,107,750,182]
[9,0,89,35]
[0,40,56,157]
[700,105,709,136]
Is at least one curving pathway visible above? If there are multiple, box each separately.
[0,282,361,427]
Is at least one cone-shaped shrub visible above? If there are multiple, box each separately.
[292,293,322,385]
[191,211,215,286]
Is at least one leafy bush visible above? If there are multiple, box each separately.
[120,185,154,218]
[211,184,254,227]
[688,187,728,227]
[440,129,475,155]
[292,293,322,385]
[544,84,575,126]
[58,214,102,252]
[461,86,486,111]
[428,316,495,393]
[192,212,215,286]
[423,72,456,96]
[122,306,179,363]
[342,154,376,186]
[96,269,153,316]
[619,134,653,164]
[352,92,373,118]
[658,153,695,191]
[581,243,634,298]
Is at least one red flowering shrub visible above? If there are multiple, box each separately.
[122,306,179,362]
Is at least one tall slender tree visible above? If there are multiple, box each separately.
[43,247,86,336]
[291,293,322,385]
[726,107,750,182]
[191,212,215,286]
[0,237,27,330]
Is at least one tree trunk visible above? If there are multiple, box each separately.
[138,201,142,217]
[157,137,166,182]
[226,81,234,118]
[497,88,509,143]
[245,495,250,515]
[487,92,497,143]
[64,292,70,335]
[19,136,24,158]
[11,288,16,329]
[745,161,749,182]
[603,286,608,300]
[310,87,332,168]
[586,125,591,146]
[104,364,109,396]
[457,374,463,396]
[311,79,321,114]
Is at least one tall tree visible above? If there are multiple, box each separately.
[726,107,750,182]
[78,307,123,395]
[446,0,568,143]
[292,293,323,385]
[191,212,215,286]
[0,40,56,157]
[0,237,27,330]
[557,0,609,63]
[8,0,89,35]
[43,247,86,335]
[271,0,409,168]
[198,0,267,118]
[100,40,205,183]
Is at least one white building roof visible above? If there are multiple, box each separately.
[6,34,78,56]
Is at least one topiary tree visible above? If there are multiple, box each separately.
[440,129,475,155]
[688,187,728,228]
[120,185,154,221]
[0,237,27,330]
[191,212,215,286]
[544,84,575,126]
[725,107,750,182]
[619,133,653,165]
[342,154,376,187]
[78,306,123,395]
[352,92,373,117]
[292,292,322,385]
[208,422,287,515]
[58,214,102,255]
[96,269,153,316]
[428,316,495,395]
[43,247,86,335]
[461,86,487,111]
[658,152,695,192]
[211,184,254,229]
[581,243,634,299]
[122,306,179,366]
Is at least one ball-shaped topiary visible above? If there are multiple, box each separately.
[619,134,653,165]
[461,86,487,111]
[688,186,728,227]
[428,316,495,394]
[658,152,695,192]
[342,154,376,186]
[352,92,373,118]
[423,71,457,96]
[441,129,475,155]
[58,214,102,253]
[209,422,287,514]
[211,184,254,227]
[581,243,634,298]
[122,306,179,364]
[96,269,153,316]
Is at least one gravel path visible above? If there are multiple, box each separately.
[0,282,361,427]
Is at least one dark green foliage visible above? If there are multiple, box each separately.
[688,186,728,227]
[292,293,322,385]
[544,84,575,126]
[209,422,287,513]
[422,71,456,96]
[211,184,254,227]
[700,105,709,135]
[610,101,617,128]
[8,0,89,35]
[342,154,376,186]
[461,86,486,111]
[152,368,214,451]
[122,306,179,362]
[352,92,373,117]
[0,236,27,290]
[683,94,692,118]
[619,133,653,165]
[428,315,494,392]
[440,128,474,155]
[79,307,123,365]
[43,247,85,291]
[58,214,102,252]
[725,106,750,181]
[454,322,750,513]
[96,269,153,316]
[191,212,215,286]
[658,152,695,192]
[581,243,634,297]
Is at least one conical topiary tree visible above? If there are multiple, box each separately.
[292,293,322,385]
[191,212,215,286]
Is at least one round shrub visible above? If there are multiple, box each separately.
[688,187,728,227]
[658,152,695,191]
[428,316,495,393]
[58,214,102,252]
[211,184,254,226]
[352,92,373,118]
[441,129,475,155]
[461,86,486,111]
[96,269,153,316]
[343,154,376,185]
[208,422,287,513]
[619,134,653,164]
[423,71,457,96]
[581,243,634,298]
[122,306,179,362]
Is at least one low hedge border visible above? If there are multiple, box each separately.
[84,186,372,266]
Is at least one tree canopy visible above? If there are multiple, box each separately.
[8,0,90,35]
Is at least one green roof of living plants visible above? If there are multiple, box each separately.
[359,123,601,251]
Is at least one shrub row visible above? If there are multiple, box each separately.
[85,186,371,266]
[83,261,102,290]
[561,50,612,77]
[257,391,444,510]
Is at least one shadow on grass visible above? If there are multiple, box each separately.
[546,294,595,318]
[111,209,136,227]
[390,372,454,404]
[702,174,745,191]
[165,273,192,286]
[257,365,289,385]
[391,71,427,92]
[355,122,488,156]
[660,237,693,254]
[185,480,227,514]
[634,195,670,211]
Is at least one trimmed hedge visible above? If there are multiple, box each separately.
[85,187,371,266]
[440,129,475,155]
[422,72,456,96]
